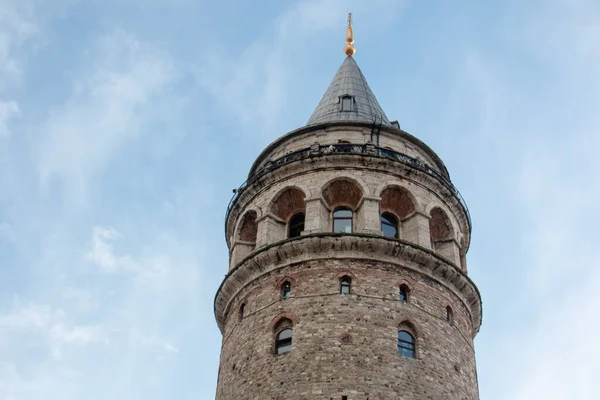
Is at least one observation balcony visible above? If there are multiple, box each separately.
[225,143,471,236]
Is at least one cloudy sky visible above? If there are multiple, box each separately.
[1,0,599,398]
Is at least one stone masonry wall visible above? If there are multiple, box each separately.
[217,122,480,399]
[229,165,465,270]
[216,257,478,400]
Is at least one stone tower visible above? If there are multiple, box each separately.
[215,16,482,400]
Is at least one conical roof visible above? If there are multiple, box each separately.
[307,56,391,126]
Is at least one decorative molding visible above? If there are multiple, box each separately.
[214,233,482,337]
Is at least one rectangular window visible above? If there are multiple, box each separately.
[341,96,352,111]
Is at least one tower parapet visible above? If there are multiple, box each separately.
[215,18,481,400]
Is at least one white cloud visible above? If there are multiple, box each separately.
[86,226,129,273]
[37,29,174,198]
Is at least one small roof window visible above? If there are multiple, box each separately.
[340,95,354,111]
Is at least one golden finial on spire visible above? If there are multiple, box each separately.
[344,13,356,57]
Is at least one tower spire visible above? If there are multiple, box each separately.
[344,13,356,56]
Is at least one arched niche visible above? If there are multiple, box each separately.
[380,186,416,219]
[231,210,258,270]
[238,210,258,243]
[429,207,460,266]
[322,178,364,210]
[380,186,417,240]
[270,187,306,222]
[321,178,364,233]
[429,207,454,243]
[266,187,307,241]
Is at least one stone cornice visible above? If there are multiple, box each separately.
[214,233,482,337]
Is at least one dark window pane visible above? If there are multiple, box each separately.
[340,277,351,294]
[288,213,305,238]
[399,285,409,302]
[398,330,415,358]
[381,213,396,225]
[381,213,398,238]
[282,282,291,300]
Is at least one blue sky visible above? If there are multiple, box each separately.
[1,0,599,398]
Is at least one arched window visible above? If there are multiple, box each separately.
[288,212,305,238]
[398,330,415,358]
[381,212,399,238]
[340,276,351,295]
[275,328,293,355]
[446,306,454,325]
[333,208,353,233]
[399,284,409,303]
[281,281,291,300]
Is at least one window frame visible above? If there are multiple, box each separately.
[275,328,293,355]
[333,207,353,233]
[381,212,399,238]
[399,284,409,303]
[397,330,416,359]
[339,276,352,295]
[281,281,291,300]
[340,95,354,112]
[446,306,454,325]
[288,212,305,238]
